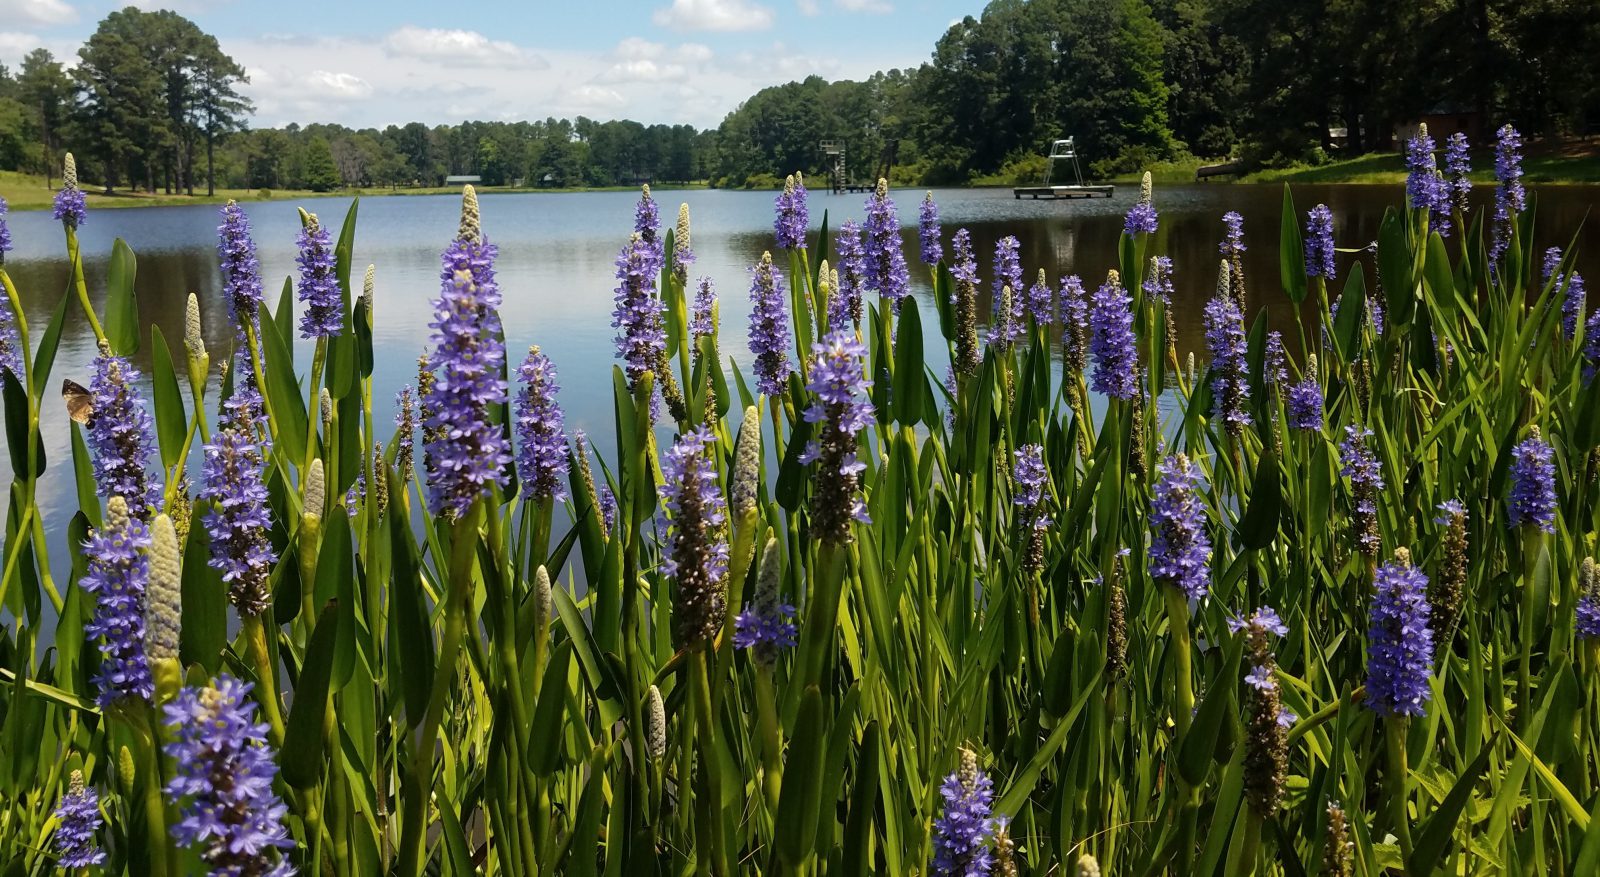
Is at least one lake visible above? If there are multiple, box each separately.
[3,182,1597,579]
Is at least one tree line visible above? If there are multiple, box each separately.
[1,0,1595,194]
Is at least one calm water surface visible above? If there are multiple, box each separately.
[4,183,1598,578]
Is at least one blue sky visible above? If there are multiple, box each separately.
[0,0,974,128]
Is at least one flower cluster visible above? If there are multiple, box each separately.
[296,214,342,339]
[0,195,12,264]
[660,427,729,647]
[395,384,416,483]
[1562,272,1588,341]
[672,203,694,283]
[1143,255,1174,303]
[1124,173,1158,235]
[1286,358,1324,430]
[992,236,1023,338]
[163,675,295,875]
[219,200,265,332]
[1013,443,1051,578]
[691,277,717,338]
[747,251,793,396]
[1366,550,1434,717]
[1229,606,1292,813]
[634,185,663,277]
[1060,275,1088,378]
[1150,453,1211,599]
[950,228,981,377]
[612,232,667,413]
[734,538,797,664]
[774,173,809,250]
[201,407,275,616]
[53,153,87,230]
[88,346,162,520]
[1219,211,1246,259]
[514,346,570,503]
[1586,308,1600,383]
[424,227,512,516]
[1431,499,1469,653]
[1578,558,1600,639]
[82,496,154,706]
[801,331,874,544]
[863,179,910,310]
[1264,331,1287,387]
[1305,204,1336,279]
[1089,271,1138,400]
[1490,125,1525,270]
[1204,292,1251,436]
[919,191,942,264]
[54,770,105,869]
[1444,132,1472,216]
[1508,430,1556,533]
[1405,125,1451,235]
[932,749,996,877]
[1339,426,1384,557]
[1022,269,1052,325]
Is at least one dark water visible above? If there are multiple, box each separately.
[3,183,1598,578]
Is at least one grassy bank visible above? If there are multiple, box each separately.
[0,170,709,212]
[1241,138,1600,184]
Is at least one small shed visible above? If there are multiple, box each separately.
[1397,106,1485,147]
[445,174,482,185]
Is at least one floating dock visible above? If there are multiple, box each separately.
[1012,184,1115,200]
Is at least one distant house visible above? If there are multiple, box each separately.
[445,174,482,185]
[1397,106,1485,147]
[538,173,561,188]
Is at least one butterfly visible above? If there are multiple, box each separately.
[62,379,94,426]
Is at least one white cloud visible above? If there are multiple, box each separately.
[306,70,373,100]
[796,0,819,15]
[836,0,891,12]
[679,42,714,62]
[602,58,689,84]
[0,0,75,27]
[652,0,774,32]
[383,26,547,69]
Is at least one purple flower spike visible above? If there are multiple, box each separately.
[832,220,867,331]
[1150,453,1211,599]
[0,196,13,265]
[163,675,296,876]
[774,173,809,250]
[1125,173,1159,235]
[53,154,86,230]
[54,771,106,869]
[747,252,793,397]
[863,180,910,311]
[1025,270,1054,325]
[1578,559,1600,639]
[1219,211,1246,258]
[218,200,265,333]
[1060,275,1088,376]
[919,192,942,265]
[612,232,667,416]
[1305,205,1336,279]
[802,330,875,543]
[1265,332,1287,387]
[1204,293,1251,434]
[295,214,341,339]
[514,346,570,503]
[1444,133,1472,216]
[1339,426,1385,557]
[1585,308,1600,383]
[692,277,717,338]
[1366,551,1434,717]
[88,347,162,521]
[634,185,663,276]
[1508,431,1556,533]
[201,408,274,616]
[1286,375,1324,430]
[992,236,1024,334]
[1089,272,1139,400]
[1405,126,1452,235]
[933,749,996,877]
[734,602,797,652]
[82,497,154,706]
[1143,256,1174,304]
[1490,125,1525,270]
[660,427,729,646]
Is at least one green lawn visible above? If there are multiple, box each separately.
[1242,140,1600,185]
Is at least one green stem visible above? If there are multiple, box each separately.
[690,648,731,876]
[65,228,107,345]
[241,612,286,747]
[1385,717,1413,860]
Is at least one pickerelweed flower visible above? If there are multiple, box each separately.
[1143,256,1174,304]
[863,179,910,310]
[1543,247,1564,284]
[774,173,809,250]
[659,427,728,647]
[832,219,867,330]
[1150,453,1211,599]
[735,538,797,663]
[634,184,663,277]
[1586,308,1600,383]
[1060,275,1088,377]
[201,409,274,616]
[1204,292,1251,436]
[1339,426,1384,557]
[1089,271,1139,400]
[1220,212,1247,306]
[1124,172,1158,235]
[1229,606,1289,813]
[295,213,341,339]
[163,675,295,875]
[1305,204,1337,279]
[987,284,1014,348]
[54,770,106,869]
[0,293,19,381]
[53,153,86,230]
[82,496,154,706]
[1444,132,1472,216]
[747,251,793,396]
[425,208,511,515]
[1366,549,1434,717]
[932,748,995,877]
[691,277,717,338]
[673,203,694,283]
[1577,558,1600,639]
[992,236,1023,335]
[514,346,570,503]
[801,330,874,544]
[0,196,12,264]
[950,228,981,377]
[1324,804,1354,877]
[1508,429,1556,533]
[919,191,942,264]
[1405,124,1451,235]
[1013,443,1051,578]
[1490,125,1526,270]
[218,200,265,332]
[395,384,416,483]
[1431,499,1469,654]
[1562,273,1587,341]
[612,232,667,414]
[1286,357,1324,430]
[1024,269,1054,326]
[88,344,162,520]
[1264,331,1287,387]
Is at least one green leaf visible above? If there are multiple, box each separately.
[840,720,882,877]
[1,371,40,479]
[148,325,186,471]
[179,500,228,672]
[257,302,309,465]
[281,599,341,788]
[775,685,827,868]
[1237,446,1281,550]
[1279,184,1307,304]
[30,283,70,391]
[892,299,926,425]
[387,465,434,727]
[1407,732,1497,874]
[529,642,573,776]
[315,510,357,687]
[104,238,140,356]
[1180,636,1242,786]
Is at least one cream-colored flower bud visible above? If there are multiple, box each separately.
[145,514,182,662]
[1140,170,1153,203]
[645,685,667,759]
[305,458,325,518]
[62,152,78,190]
[459,185,481,243]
